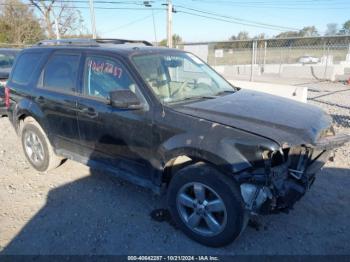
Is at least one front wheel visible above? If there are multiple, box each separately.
[167,162,248,247]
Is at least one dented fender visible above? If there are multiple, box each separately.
[156,108,280,176]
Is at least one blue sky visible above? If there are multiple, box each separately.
[74,0,350,42]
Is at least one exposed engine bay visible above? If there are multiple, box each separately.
[237,144,333,214]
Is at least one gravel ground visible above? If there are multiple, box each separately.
[0,81,349,255]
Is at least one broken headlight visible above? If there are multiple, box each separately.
[262,148,286,167]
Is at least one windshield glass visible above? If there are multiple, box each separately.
[132,52,235,104]
[0,51,18,69]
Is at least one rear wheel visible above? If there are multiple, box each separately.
[167,162,248,247]
[21,117,63,172]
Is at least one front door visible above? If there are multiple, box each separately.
[76,54,154,180]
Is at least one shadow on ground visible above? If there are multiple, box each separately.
[1,166,350,255]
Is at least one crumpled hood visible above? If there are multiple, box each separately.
[173,89,332,146]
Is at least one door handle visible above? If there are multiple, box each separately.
[80,107,98,118]
[36,96,45,103]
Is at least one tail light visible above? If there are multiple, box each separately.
[4,86,10,109]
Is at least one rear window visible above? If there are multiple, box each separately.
[12,52,43,84]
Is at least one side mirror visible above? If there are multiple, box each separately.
[109,89,143,110]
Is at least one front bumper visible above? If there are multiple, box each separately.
[238,132,350,214]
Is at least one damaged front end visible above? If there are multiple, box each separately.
[236,130,350,215]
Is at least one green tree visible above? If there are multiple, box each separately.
[172,34,182,46]
[0,0,44,44]
[342,20,350,34]
[159,39,167,46]
[159,34,183,47]
[298,26,319,37]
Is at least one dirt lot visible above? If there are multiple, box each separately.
[0,81,349,255]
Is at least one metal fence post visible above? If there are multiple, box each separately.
[278,48,283,76]
[250,40,256,81]
[323,43,330,80]
[263,40,267,74]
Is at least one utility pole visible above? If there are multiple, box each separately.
[167,0,173,48]
[89,0,97,38]
[152,10,158,46]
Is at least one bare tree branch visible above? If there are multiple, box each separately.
[29,0,85,38]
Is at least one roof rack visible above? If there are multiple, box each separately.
[36,38,153,47]
[95,38,153,46]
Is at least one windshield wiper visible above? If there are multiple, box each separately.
[215,90,236,96]
[168,95,217,104]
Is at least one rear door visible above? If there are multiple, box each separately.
[35,51,82,155]
[76,53,155,181]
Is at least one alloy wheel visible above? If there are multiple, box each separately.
[176,182,227,236]
[24,130,44,165]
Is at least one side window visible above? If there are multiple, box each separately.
[41,54,80,93]
[12,52,43,84]
[84,56,138,100]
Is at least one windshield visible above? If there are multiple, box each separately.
[132,52,235,104]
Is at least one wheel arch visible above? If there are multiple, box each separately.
[13,101,57,157]
[13,99,48,137]
[161,147,239,187]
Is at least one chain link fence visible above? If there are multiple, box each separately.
[2,37,350,83]
[179,35,350,83]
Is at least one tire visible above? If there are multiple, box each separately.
[20,117,63,172]
[167,162,248,247]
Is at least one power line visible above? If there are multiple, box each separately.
[24,0,350,8]
[26,0,152,5]
[177,10,295,31]
[190,0,347,2]
[101,11,161,33]
[186,0,350,9]
[0,3,165,10]
[175,5,299,31]
[189,0,349,4]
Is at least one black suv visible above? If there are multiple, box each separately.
[5,39,350,247]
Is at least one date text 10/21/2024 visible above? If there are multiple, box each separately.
[127,256,220,261]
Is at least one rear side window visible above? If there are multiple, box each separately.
[41,53,80,93]
[12,52,43,84]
